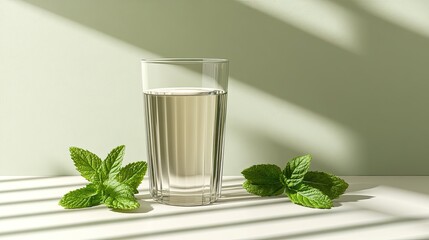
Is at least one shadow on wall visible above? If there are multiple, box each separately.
[20,0,429,175]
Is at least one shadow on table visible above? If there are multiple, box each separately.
[217,182,273,204]
[0,204,107,221]
[396,236,429,240]
[112,200,154,214]
[331,181,376,207]
[0,200,154,222]
[252,217,428,240]
[0,198,293,237]
[217,193,279,204]
[220,190,374,207]
[0,176,57,183]
[98,209,352,240]
[0,197,61,206]
[333,194,374,207]
[347,182,378,192]
[0,183,87,194]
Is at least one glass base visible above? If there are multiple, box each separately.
[151,191,219,206]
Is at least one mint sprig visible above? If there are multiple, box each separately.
[59,145,147,210]
[241,155,349,209]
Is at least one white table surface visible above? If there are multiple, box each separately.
[0,176,428,240]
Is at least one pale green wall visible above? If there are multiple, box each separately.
[1,0,429,175]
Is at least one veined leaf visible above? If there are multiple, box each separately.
[283,155,311,187]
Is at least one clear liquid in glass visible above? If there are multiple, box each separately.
[143,87,227,206]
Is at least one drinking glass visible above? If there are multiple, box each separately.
[141,58,229,206]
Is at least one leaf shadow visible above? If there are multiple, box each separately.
[347,182,378,192]
[333,194,374,207]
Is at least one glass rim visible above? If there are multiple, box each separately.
[141,58,228,63]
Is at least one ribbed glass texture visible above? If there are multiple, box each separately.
[141,58,229,206]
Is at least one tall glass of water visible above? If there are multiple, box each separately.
[141,58,229,206]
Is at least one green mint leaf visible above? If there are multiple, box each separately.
[103,178,140,210]
[61,145,148,211]
[243,180,285,196]
[241,164,284,196]
[286,183,332,209]
[241,164,282,185]
[283,154,311,188]
[116,161,147,193]
[98,145,125,183]
[303,171,349,199]
[59,184,102,209]
[69,147,102,182]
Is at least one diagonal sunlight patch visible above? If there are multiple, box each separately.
[237,0,363,54]
[354,185,429,218]
[0,0,159,175]
[355,0,429,38]
[140,59,365,173]
[3,0,365,175]
[228,80,364,174]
